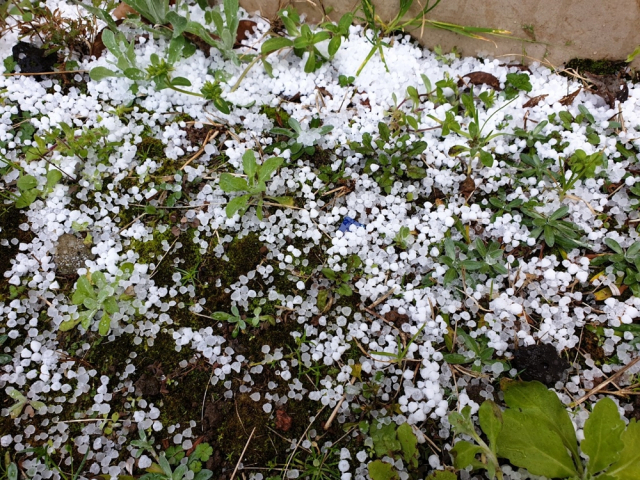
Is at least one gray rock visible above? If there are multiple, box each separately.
[54,234,94,276]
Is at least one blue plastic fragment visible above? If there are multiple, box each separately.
[338,216,364,234]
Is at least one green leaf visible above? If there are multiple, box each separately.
[72,276,96,304]
[426,471,457,480]
[368,460,398,480]
[604,238,624,255]
[242,150,258,181]
[450,440,484,469]
[582,397,625,475]
[506,73,532,92]
[479,400,503,449]
[167,11,188,38]
[90,66,120,81]
[371,422,401,458]
[321,268,337,281]
[500,381,580,466]
[225,194,251,218]
[479,149,494,167]
[219,173,249,192]
[442,353,470,364]
[7,462,17,480]
[269,196,294,206]
[397,423,418,468]
[17,175,38,192]
[497,409,579,478]
[449,406,476,437]
[103,296,119,315]
[171,76,192,87]
[336,284,353,296]
[544,225,555,247]
[604,419,640,480]
[258,157,283,183]
[45,169,62,190]
[261,37,294,55]
[98,313,111,336]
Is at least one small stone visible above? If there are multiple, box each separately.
[54,234,95,276]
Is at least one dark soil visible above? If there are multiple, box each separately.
[512,343,570,387]
[12,41,58,78]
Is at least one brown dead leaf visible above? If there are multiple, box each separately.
[113,2,137,19]
[584,72,629,108]
[523,94,548,108]
[458,72,501,90]
[91,28,107,58]
[184,31,218,58]
[171,226,181,237]
[559,88,581,106]
[235,20,257,48]
[275,409,292,432]
[459,175,476,199]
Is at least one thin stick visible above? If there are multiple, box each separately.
[282,405,326,477]
[149,237,179,280]
[571,356,640,407]
[181,129,219,171]
[324,376,356,430]
[368,286,397,309]
[230,427,256,480]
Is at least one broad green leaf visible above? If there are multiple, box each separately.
[83,297,98,310]
[321,268,337,281]
[269,196,294,206]
[98,313,111,336]
[336,283,352,296]
[0,354,11,365]
[92,271,108,289]
[90,66,120,81]
[442,353,470,364]
[497,410,578,478]
[449,406,476,437]
[549,205,569,221]
[450,440,484,469]
[225,194,251,218]
[166,11,188,37]
[582,397,625,475]
[258,157,283,183]
[605,419,640,480]
[58,317,81,332]
[219,173,249,192]
[396,423,418,468]
[604,238,624,255]
[371,422,401,458]
[479,400,503,449]
[7,463,17,480]
[72,276,96,304]
[158,453,173,477]
[193,469,213,480]
[170,76,192,87]
[242,150,258,181]
[461,259,485,270]
[45,169,62,190]
[78,310,95,330]
[426,471,457,480]
[256,198,264,221]
[367,460,398,480]
[500,381,580,468]
[103,296,119,315]
[479,149,494,167]
[261,37,294,55]
[17,174,38,191]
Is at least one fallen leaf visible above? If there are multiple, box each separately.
[459,175,476,199]
[275,409,292,432]
[559,88,581,106]
[235,20,257,48]
[113,2,137,19]
[458,72,501,90]
[523,94,548,108]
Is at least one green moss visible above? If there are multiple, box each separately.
[137,136,165,160]
[564,58,627,77]
[260,105,290,128]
